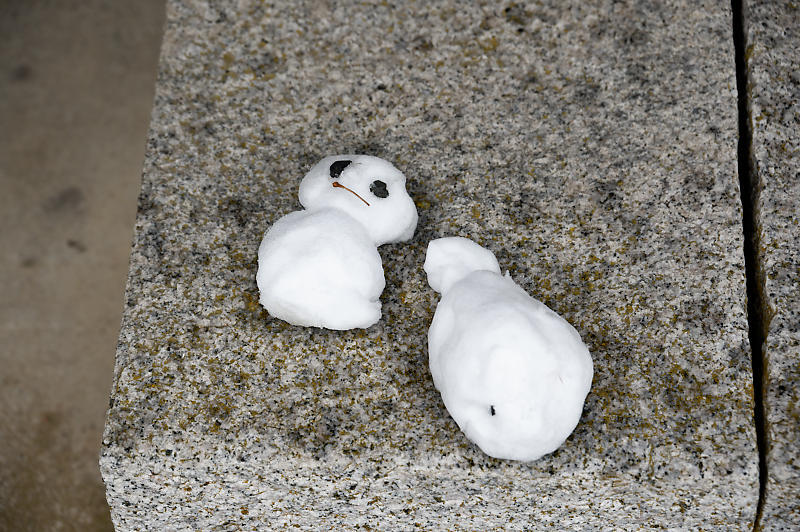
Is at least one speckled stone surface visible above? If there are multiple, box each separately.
[744,1,800,528]
[101,1,759,528]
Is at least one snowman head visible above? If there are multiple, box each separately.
[298,155,418,246]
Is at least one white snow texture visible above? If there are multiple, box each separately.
[424,237,593,461]
[257,155,418,330]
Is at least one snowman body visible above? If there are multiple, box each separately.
[424,237,593,461]
[257,155,417,330]
[258,208,384,330]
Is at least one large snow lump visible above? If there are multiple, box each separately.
[424,236,593,461]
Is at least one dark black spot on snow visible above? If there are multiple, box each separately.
[370,180,389,198]
[490,405,496,416]
[329,160,352,179]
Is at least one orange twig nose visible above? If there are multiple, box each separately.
[332,181,370,206]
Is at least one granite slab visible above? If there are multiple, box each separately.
[101,0,759,528]
[743,1,800,528]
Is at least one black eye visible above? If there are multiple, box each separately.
[490,405,496,416]
[329,160,352,179]
[369,180,389,198]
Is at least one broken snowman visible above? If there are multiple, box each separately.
[424,237,593,461]
[257,155,418,330]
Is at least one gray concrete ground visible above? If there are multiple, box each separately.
[0,1,165,530]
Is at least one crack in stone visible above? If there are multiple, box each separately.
[731,1,768,529]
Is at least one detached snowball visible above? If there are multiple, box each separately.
[424,237,593,461]
[257,155,418,330]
